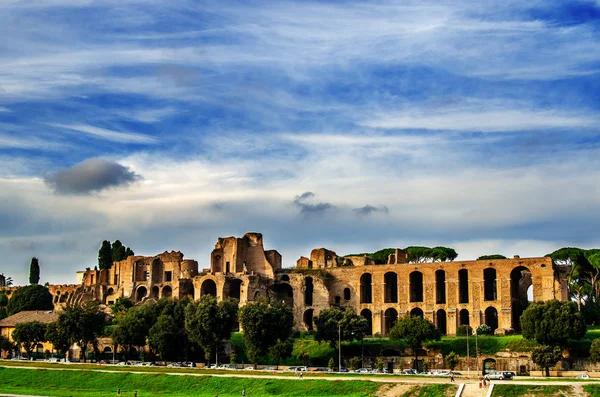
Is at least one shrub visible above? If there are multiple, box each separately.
[590,339,600,363]
[456,325,473,336]
[328,357,335,371]
[376,357,385,372]
[476,325,493,336]
[349,356,361,370]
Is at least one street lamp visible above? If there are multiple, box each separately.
[338,323,342,372]
[466,326,470,377]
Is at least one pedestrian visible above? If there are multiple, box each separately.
[485,375,490,387]
[450,371,454,383]
[479,376,483,388]
[299,372,303,379]
[241,389,246,396]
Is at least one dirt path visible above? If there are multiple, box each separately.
[460,383,488,397]
[376,383,414,397]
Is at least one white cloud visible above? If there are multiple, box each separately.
[48,123,158,144]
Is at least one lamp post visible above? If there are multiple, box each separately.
[466,326,470,377]
[338,323,342,372]
[475,329,480,375]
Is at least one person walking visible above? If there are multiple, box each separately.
[450,371,454,383]
[241,389,246,396]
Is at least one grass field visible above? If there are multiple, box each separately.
[492,384,571,396]
[399,384,455,397]
[0,367,385,397]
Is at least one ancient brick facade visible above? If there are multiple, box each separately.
[23,232,568,336]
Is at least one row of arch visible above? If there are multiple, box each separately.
[360,267,531,307]
[302,306,501,335]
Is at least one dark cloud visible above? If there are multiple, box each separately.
[353,204,389,216]
[293,192,334,216]
[44,158,142,194]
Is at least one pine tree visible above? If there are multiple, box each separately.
[98,241,113,270]
[29,257,40,285]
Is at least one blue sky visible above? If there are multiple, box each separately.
[1,0,599,285]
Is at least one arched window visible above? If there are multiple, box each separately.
[136,286,147,302]
[458,269,469,303]
[436,309,447,335]
[484,268,497,301]
[435,270,446,304]
[384,308,398,335]
[226,279,243,300]
[344,288,351,300]
[384,272,398,303]
[459,309,470,326]
[360,309,373,336]
[410,307,424,318]
[280,275,290,282]
[303,309,314,331]
[201,279,217,297]
[409,271,423,302]
[510,266,532,332]
[485,306,499,332]
[360,273,372,303]
[304,277,314,306]
[161,285,172,299]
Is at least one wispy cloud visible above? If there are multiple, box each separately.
[48,123,158,144]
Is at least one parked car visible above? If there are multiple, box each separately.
[355,368,369,373]
[487,371,511,380]
[399,369,419,375]
[286,366,299,372]
[117,361,131,366]
[167,362,181,368]
[244,366,256,370]
[218,364,236,370]
[312,367,330,372]
[339,367,349,372]
[576,373,590,379]
[501,371,515,380]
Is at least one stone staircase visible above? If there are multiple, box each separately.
[458,382,490,397]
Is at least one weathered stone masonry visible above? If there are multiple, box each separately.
[43,232,569,336]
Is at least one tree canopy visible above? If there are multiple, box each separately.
[57,302,105,363]
[98,240,113,270]
[185,295,238,364]
[521,300,586,346]
[531,345,563,377]
[29,257,40,285]
[12,321,46,357]
[238,298,293,367]
[389,315,441,368]
[477,254,507,260]
[314,307,369,348]
[405,246,457,263]
[6,285,53,316]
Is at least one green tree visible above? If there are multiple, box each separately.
[314,307,369,348]
[6,284,53,315]
[0,290,8,321]
[376,357,385,372]
[546,247,589,311]
[45,322,71,359]
[405,246,433,263]
[12,321,46,358]
[328,357,335,371]
[389,316,441,369]
[111,240,126,262]
[268,338,293,370]
[590,339,600,363]
[532,345,563,377]
[111,297,134,315]
[148,314,178,361]
[430,247,458,262]
[477,254,507,260]
[112,301,157,359]
[521,300,586,347]
[185,295,238,365]
[0,334,15,357]
[57,302,105,363]
[29,257,40,285]
[98,240,113,270]
[446,351,459,371]
[348,356,361,370]
[238,299,293,368]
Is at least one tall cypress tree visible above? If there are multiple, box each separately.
[29,257,40,285]
[98,240,113,270]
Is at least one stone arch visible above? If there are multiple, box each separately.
[103,346,112,353]
[106,287,114,296]
[435,270,446,304]
[360,309,373,336]
[483,358,497,375]
[485,306,499,332]
[436,309,447,335]
[280,275,290,282]
[303,309,314,331]
[384,308,398,335]
[136,286,148,302]
[410,307,424,318]
[179,282,194,299]
[254,291,261,300]
[304,277,314,306]
[360,273,372,304]
[511,266,532,332]
[384,272,398,303]
[151,286,160,299]
[162,285,173,298]
[409,271,423,302]
[344,288,351,301]
[54,294,59,304]
[458,269,469,303]
[201,279,217,297]
[483,268,497,301]
[459,309,470,326]
[224,278,243,301]
[273,283,294,309]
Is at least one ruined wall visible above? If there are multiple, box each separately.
[210,233,279,278]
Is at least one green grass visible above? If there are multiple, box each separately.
[0,367,384,397]
[492,385,571,396]
[400,384,455,397]
[584,385,600,396]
